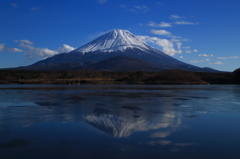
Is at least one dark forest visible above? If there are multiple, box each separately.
[0,69,239,85]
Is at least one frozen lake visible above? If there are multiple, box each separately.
[0,84,240,159]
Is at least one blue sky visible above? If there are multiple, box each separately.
[0,0,239,71]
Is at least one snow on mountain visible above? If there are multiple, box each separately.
[73,29,154,54]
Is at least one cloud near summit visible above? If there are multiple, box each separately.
[137,35,182,56]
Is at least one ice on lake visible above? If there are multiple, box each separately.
[0,84,240,159]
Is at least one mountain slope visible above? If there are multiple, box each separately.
[87,56,162,71]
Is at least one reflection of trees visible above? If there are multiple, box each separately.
[234,68,240,84]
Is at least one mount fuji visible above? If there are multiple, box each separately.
[28,29,218,72]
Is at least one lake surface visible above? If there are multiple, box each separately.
[0,84,240,159]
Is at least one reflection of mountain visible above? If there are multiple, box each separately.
[0,87,184,138]
[86,114,145,137]
[85,114,179,138]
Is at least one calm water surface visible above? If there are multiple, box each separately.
[0,84,240,159]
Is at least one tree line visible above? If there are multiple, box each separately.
[0,69,239,84]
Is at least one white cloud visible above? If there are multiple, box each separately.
[136,35,182,56]
[174,21,195,25]
[7,48,23,52]
[155,39,182,56]
[199,54,213,57]
[150,29,182,41]
[169,15,197,26]
[150,29,171,36]
[156,39,173,48]
[185,50,192,53]
[148,21,157,27]
[27,48,58,59]
[193,49,198,52]
[170,15,181,19]
[133,5,149,12]
[0,44,5,52]
[176,42,182,49]
[163,48,182,56]
[0,43,23,53]
[180,56,183,59]
[209,61,224,65]
[148,21,172,27]
[190,60,204,63]
[18,42,34,50]
[136,36,160,45]
[182,46,190,49]
[158,22,172,27]
[14,39,34,45]
[97,0,108,4]
[15,39,75,59]
[58,44,75,53]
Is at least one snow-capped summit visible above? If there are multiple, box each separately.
[73,29,152,53]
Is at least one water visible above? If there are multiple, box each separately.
[0,84,240,159]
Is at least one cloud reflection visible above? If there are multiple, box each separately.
[149,140,195,147]
[150,131,172,138]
